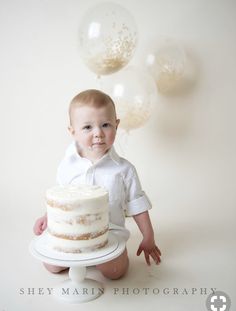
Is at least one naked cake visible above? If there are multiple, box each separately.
[46,184,109,253]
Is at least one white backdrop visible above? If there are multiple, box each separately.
[1,0,235,310]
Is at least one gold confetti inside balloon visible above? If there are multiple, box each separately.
[78,2,138,76]
[102,66,158,131]
[144,38,186,93]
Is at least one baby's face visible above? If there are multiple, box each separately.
[69,104,119,160]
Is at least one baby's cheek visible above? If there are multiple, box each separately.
[108,131,116,144]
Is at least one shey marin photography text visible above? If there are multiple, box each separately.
[19,287,217,296]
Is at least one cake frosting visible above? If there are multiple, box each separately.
[46,184,109,253]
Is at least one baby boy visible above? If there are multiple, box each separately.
[33,89,161,279]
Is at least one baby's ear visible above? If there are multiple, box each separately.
[116,119,120,129]
[68,125,75,135]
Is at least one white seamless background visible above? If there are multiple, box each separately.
[0,0,235,310]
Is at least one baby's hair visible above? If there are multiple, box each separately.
[69,89,116,125]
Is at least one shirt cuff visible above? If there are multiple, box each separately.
[125,194,152,216]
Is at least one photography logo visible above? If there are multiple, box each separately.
[206,291,231,311]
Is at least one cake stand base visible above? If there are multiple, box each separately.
[52,265,103,303]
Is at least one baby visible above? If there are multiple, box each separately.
[33,89,161,280]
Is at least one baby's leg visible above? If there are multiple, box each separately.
[43,262,68,274]
[96,248,129,280]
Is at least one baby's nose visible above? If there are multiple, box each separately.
[94,127,104,137]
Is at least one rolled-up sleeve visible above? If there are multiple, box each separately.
[124,166,152,216]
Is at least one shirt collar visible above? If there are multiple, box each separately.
[107,145,120,164]
[65,141,120,165]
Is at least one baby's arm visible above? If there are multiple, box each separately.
[33,214,47,235]
[133,211,161,265]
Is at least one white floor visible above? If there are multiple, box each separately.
[1,206,235,311]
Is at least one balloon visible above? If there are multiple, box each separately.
[102,66,158,131]
[144,38,186,93]
[78,2,138,76]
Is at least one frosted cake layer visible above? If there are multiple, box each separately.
[46,185,109,253]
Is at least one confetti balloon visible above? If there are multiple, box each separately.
[103,66,158,131]
[144,38,186,93]
[78,2,138,76]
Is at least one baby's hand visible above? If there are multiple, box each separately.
[137,237,162,266]
[33,215,47,235]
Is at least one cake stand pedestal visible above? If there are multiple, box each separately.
[29,224,129,303]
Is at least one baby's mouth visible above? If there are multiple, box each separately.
[92,142,105,146]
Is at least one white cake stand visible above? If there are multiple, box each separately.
[29,224,130,303]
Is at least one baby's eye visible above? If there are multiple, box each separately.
[102,123,110,128]
[83,125,92,130]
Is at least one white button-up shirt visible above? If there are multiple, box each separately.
[56,142,152,227]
